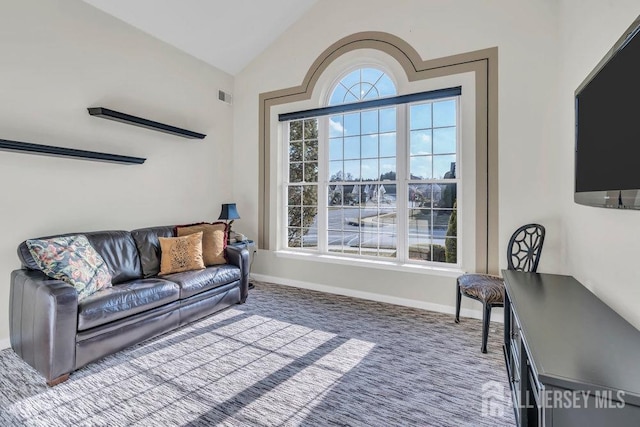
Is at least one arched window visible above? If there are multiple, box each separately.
[283,64,461,266]
[328,67,396,105]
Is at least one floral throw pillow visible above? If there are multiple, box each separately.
[26,235,112,301]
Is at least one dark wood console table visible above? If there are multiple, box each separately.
[503,271,640,426]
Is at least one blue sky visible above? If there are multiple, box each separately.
[327,99,456,181]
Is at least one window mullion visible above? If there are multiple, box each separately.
[455,98,462,267]
[282,121,291,251]
[396,104,408,263]
[317,116,328,254]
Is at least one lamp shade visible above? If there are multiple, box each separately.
[218,203,240,221]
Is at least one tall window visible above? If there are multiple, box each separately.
[287,120,318,249]
[285,67,459,265]
[408,101,458,263]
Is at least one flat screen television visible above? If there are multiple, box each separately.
[575,15,640,209]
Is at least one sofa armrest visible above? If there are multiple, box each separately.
[225,246,249,303]
[10,269,78,385]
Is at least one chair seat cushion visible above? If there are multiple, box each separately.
[163,264,241,299]
[457,274,504,304]
[78,278,180,331]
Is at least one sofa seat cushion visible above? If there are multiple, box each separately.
[164,265,241,299]
[78,278,180,331]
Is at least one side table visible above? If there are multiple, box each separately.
[228,240,256,289]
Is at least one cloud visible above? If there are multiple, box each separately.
[411,132,432,155]
[330,118,344,134]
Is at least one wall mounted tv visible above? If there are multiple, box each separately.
[575,15,640,209]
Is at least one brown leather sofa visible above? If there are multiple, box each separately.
[9,225,249,386]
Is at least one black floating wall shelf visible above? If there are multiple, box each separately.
[88,107,206,139]
[0,139,146,164]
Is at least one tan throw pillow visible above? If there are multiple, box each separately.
[158,232,205,275]
[176,222,227,266]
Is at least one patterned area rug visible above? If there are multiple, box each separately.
[0,282,515,426]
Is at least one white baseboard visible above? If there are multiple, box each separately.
[252,273,503,324]
[0,338,10,350]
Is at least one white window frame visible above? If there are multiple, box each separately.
[281,94,462,269]
[403,97,462,268]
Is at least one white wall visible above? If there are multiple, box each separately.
[234,0,564,317]
[559,0,640,329]
[0,0,233,345]
[7,0,636,349]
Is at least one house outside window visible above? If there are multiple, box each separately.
[284,67,460,266]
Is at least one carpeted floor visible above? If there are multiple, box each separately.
[0,282,515,426]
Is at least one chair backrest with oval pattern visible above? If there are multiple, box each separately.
[507,224,545,272]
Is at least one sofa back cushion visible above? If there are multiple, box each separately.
[18,230,143,285]
[130,225,175,277]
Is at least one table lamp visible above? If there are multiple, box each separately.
[218,203,240,242]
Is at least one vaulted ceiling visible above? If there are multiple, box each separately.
[83,0,318,75]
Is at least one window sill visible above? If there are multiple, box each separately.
[274,250,463,277]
